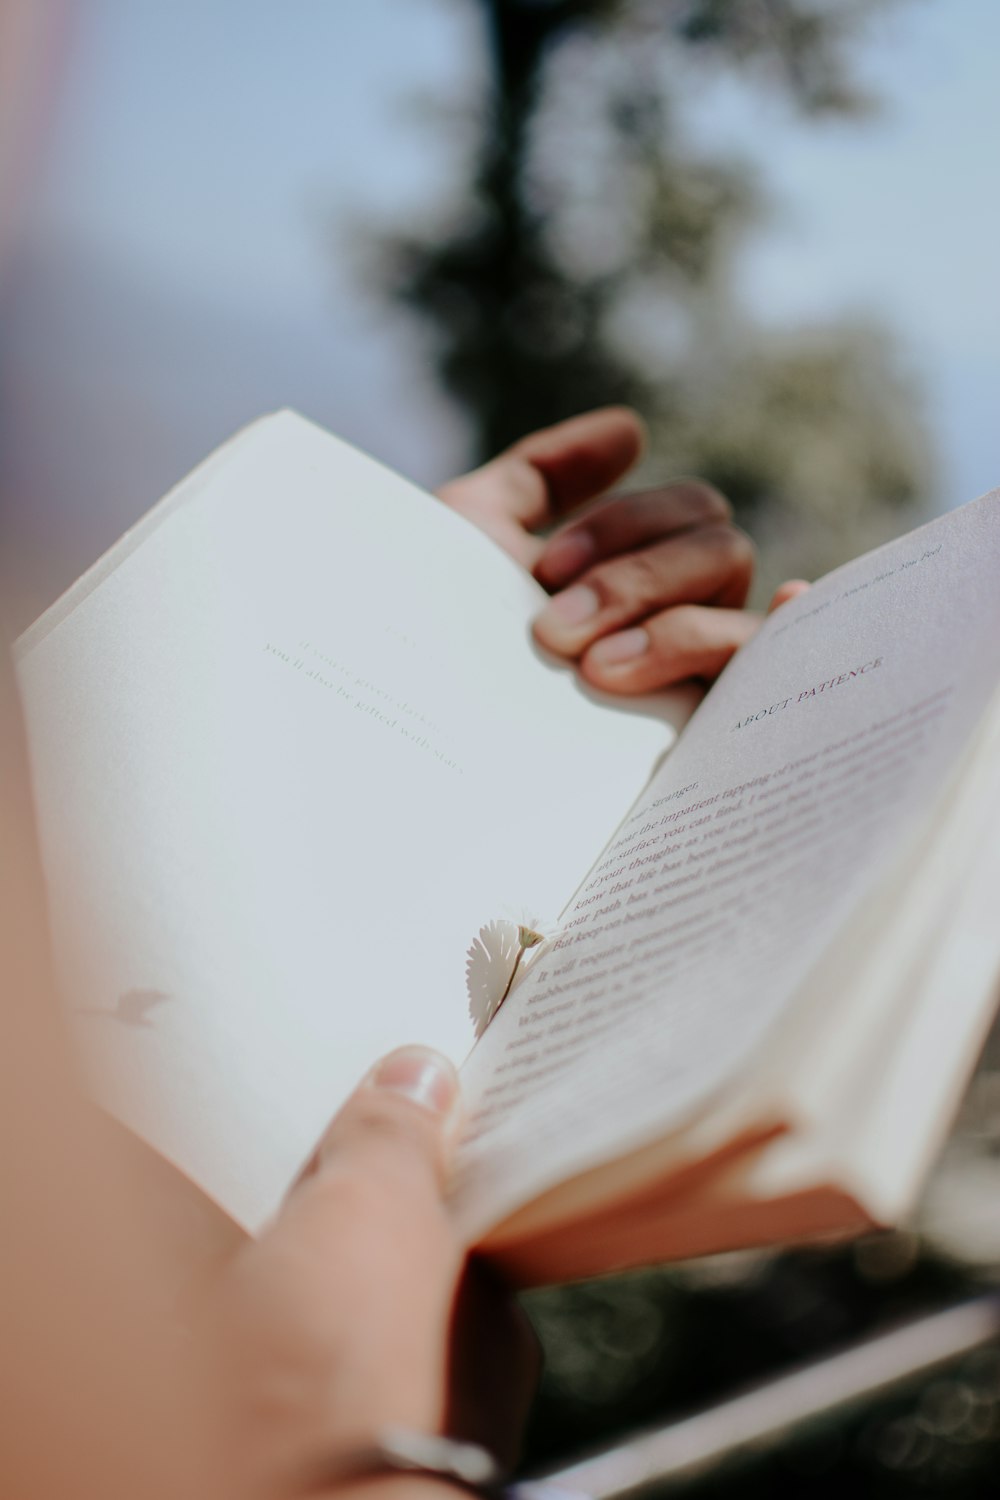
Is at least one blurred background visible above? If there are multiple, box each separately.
[3,1,1000,1494]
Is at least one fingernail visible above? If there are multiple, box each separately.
[589,627,649,667]
[536,584,600,635]
[539,530,596,587]
[368,1046,460,1119]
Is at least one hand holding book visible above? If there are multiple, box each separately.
[437,406,788,693]
[208,1043,535,1495]
[0,689,529,1496]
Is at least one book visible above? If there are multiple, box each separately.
[15,410,1000,1286]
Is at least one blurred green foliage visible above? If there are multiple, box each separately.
[521,1244,1000,1495]
[383,0,933,595]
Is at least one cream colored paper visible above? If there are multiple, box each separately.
[17,412,672,1229]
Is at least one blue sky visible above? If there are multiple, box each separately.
[681,0,1000,507]
[6,0,1000,589]
[32,0,483,313]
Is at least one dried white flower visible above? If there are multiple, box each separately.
[466,919,545,1038]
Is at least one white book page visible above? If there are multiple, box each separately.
[17,412,671,1229]
[742,687,1000,1220]
[736,685,1000,1141]
[454,490,1000,1241]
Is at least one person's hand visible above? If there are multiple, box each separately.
[438,407,795,694]
[206,1046,536,1500]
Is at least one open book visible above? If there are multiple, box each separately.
[15,412,1000,1285]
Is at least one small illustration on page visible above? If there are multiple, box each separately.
[76,988,171,1029]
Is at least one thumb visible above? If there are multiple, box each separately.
[282,1045,463,1290]
[304,1044,461,1201]
[212,1049,466,1484]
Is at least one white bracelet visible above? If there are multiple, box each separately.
[298,1425,508,1497]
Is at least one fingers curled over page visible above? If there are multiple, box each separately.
[506,405,647,517]
[532,485,756,692]
[436,408,645,570]
[566,576,810,694]
[575,604,762,694]
[438,415,763,693]
[534,480,734,591]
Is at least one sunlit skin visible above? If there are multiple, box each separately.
[0,645,534,1500]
